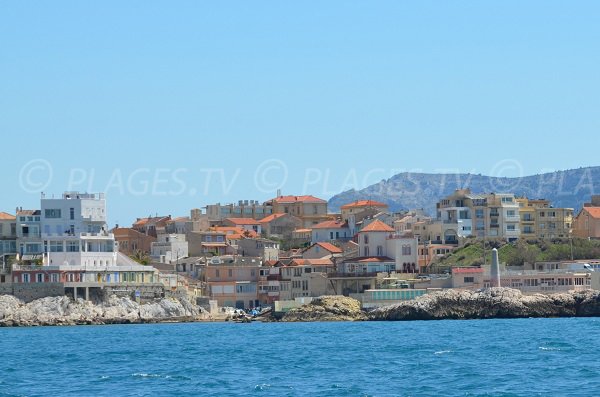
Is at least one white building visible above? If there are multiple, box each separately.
[40,192,117,267]
[151,234,189,264]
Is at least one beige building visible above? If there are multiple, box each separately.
[200,256,262,308]
[573,196,600,239]
[205,200,274,221]
[266,195,329,228]
[341,200,389,222]
[435,190,520,242]
[0,212,17,262]
[517,198,573,239]
[258,213,302,240]
[279,259,334,300]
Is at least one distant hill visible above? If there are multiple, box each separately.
[328,167,600,215]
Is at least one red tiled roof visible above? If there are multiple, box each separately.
[291,258,334,267]
[360,219,394,233]
[312,220,348,229]
[270,195,327,204]
[258,214,287,224]
[584,207,600,219]
[294,228,312,233]
[315,242,343,253]
[341,256,395,263]
[0,212,15,220]
[341,200,388,210]
[225,218,261,225]
[133,216,170,226]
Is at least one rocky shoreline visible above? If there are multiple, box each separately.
[0,295,209,327]
[4,288,600,326]
[282,288,600,322]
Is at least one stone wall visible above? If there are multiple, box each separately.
[11,283,65,303]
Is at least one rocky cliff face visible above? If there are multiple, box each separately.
[369,288,600,321]
[0,295,209,327]
[281,296,367,322]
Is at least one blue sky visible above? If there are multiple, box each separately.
[1,1,599,225]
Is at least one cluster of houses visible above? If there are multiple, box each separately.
[2,189,600,310]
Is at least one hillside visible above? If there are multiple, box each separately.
[328,167,600,214]
[432,238,600,270]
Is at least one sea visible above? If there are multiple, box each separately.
[0,318,598,397]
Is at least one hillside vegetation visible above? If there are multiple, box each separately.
[432,238,600,270]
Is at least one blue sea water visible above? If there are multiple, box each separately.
[1,318,599,396]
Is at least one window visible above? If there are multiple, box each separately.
[45,209,62,219]
[70,208,75,220]
[376,246,383,256]
[402,245,412,256]
[50,241,64,252]
[22,274,30,283]
[507,210,516,217]
[364,247,370,257]
[507,225,516,231]
[228,269,233,277]
[363,235,369,244]
[464,277,475,283]
[51,273,59,283]
[215,269,220,277]
[36,273,44,283]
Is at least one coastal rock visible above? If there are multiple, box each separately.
[368,288,595,321]
[282,296,366,322]
[0,295,208,327]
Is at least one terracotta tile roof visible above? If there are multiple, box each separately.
[311,220,348,229]
[584,207,600,219]
[342,256,395,263]
[211,226,258,238]
[0,212,15,220]
[294,228,312,233]
[360,219,394,233]
[225,218,261,225]
[291,258,334,267]
[315,242,343,253]
[264,260,281,267]
[133,216,170,226]
[270,195,327,204]
[258,214,287,224]
[341,200,388,210]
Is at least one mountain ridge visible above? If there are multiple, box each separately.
[328,166,600,215]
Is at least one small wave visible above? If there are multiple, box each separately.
[255,383,272,391]
[132,373,162,379]
[539,347,561,351]
[435,350,452,355]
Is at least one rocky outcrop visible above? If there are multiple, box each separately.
[0,295,209,327]
[281,296,367,322]
[369,288,600,321]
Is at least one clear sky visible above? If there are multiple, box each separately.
[1,1,599,225]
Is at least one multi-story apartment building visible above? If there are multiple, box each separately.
[201,255,261,309]
[0,212,17,266]
[435,190,520,242]
[205,200,273,222]
[15,209,42,258]
[9,192,161,302]
[517,198,573,239]
[266,195,329,228]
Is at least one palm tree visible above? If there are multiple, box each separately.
[130,250,150,265]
